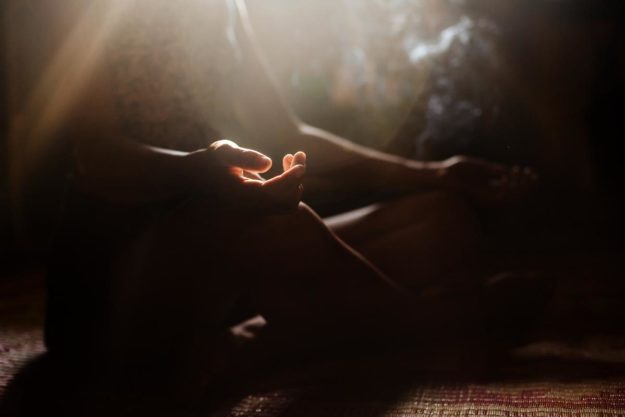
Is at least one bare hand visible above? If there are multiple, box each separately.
[441,156,539,206]
[188,140,307,213]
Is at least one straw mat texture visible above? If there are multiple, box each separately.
[2,273,625,416]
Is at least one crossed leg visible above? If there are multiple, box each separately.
[104,194,536,395]
[326,191,484,291]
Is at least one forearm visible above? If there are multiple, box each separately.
[234,0,446,201]
[295,124,446,197]
[72,134,209,205]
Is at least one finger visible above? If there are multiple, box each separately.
[264,164,306,188]
[231,167,266,182]
[262,164,306,208]
[510,166,539,189]
[489,174,510,188]
[243,170,264,181]
[236,164,305,213]
[229,166,244,177]
[523,167,540,181]
[212,140,272,173]
[523,166,540,182]
[292,151,307,167]
[283,154,294,172]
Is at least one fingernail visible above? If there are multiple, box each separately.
[293,152,306,165]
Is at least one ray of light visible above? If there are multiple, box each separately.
[8,0,131,236]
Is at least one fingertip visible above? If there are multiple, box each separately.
[259,155,273,172]
[244,149,272,171]
[293,151,307,166]
[267,164,305,190]
[283,154,294,171]
[289,164,306,179]
[210,139,238,151]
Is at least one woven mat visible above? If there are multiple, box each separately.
[2,273,625,416]
[215,342,625,417]
[0,273,45,394]
[223,379,625,417]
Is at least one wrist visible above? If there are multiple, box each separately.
[404,160,449,189]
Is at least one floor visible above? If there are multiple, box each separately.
[2,271,625,416]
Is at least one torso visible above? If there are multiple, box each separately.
[109,0,243,151]
[44,0,244,355]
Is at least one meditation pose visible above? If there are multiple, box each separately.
[41,0,540,395]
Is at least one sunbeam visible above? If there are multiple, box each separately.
[8,1,131,227]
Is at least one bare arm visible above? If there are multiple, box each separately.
[64,0,531,208]
[69,33,302,210]
[74,127,304,211]
[66,45,205,206]
[232,0,442,197]
[232,0,538,206]
[59,1,304,209]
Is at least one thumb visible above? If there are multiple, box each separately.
[211,140,272,173]
[262,164,306,209]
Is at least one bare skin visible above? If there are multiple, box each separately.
[327,191,484,292]
[106,167,489,394]
[33,0,543,391]
[101,144,542,397]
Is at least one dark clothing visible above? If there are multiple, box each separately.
[44,188,172,361]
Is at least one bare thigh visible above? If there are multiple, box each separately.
[325,191,483,290]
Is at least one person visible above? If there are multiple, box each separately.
[39,0,540,398]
